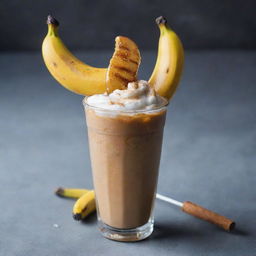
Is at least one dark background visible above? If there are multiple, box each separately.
[0,0,255,51]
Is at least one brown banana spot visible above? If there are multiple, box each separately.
[114,53,139,68]
[119,45,130,51]
[115,52,129,60]
[60,55,80,74]
[113,65,136,75]
[114,73,130,85]
[166,68,169,73]
[129,59,139,65]
[53,62,57,67]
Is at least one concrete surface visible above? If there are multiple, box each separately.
[0,50,255,255]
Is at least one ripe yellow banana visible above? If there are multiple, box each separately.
[55,187,89,198]
[148,16,184,100]
[72,190,96,220]
[42,15,107,96]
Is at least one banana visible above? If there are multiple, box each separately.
[148,16,184,100]
[72,190,96,220]
[42,15,107,96]
[42,16,183,99]
[106,36,141,93]
[55,187,89,199]
[55,187,96,220]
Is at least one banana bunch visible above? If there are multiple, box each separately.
[55,187,96,220]
[42,15,184,100]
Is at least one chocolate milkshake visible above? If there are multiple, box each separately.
[83,81,168,241]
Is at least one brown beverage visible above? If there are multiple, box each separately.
[86,108,166,229]
[83,81,168,241]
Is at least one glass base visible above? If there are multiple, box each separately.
[98,218,154,242]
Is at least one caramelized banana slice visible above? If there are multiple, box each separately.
[106,36,141,93]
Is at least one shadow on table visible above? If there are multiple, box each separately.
[151,222,203,240]
[229,227,249,237]
[149,222,249,241]
[80,213,97,225]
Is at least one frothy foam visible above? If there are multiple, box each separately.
[86,80,166,112]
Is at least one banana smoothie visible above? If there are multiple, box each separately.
[42,14,184,242]
[84,80,167,241]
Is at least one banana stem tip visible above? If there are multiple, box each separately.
[156,16,167,25]
[73,213,82,221]
[47,15,59,26]
[55,187,64,197]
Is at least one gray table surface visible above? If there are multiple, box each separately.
[0,50,255,256]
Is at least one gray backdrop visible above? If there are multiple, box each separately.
[0,0,255,51]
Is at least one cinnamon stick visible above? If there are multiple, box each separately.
[182,201,235,231]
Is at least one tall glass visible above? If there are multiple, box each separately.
[83,98,168,241]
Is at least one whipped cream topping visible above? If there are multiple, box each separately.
[86,80,166,111]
